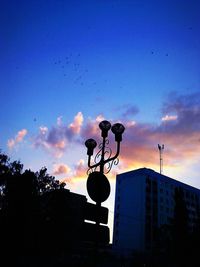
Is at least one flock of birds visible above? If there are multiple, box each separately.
[52,53,110,89]
[52,47,174,88]
[53,53,93,87]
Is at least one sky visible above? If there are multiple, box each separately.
[1,0,200,242]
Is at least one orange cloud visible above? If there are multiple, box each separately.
[33,92,200,183]
[69,112,83,134]
[54,140,66,149]
[53,163,71,175]
[72,92,200,181]
[7,129,28,149]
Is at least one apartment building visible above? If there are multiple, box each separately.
[112,168,200,256]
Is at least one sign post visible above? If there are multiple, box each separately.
[85,120,125,261]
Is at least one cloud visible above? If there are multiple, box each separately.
[119,92,200,172]
[69,112,83,134]
[53,163,71,175]
[73,159,87,178]
[54,159,87,185]
[7,129,28,149]
[122,105,139,118]
[33,112,84,158]
[161,91,200,133]
[7,139,15,149]
[75,92,200,179]
[80,115,105,144]
[32,92,200,181]
[114,104,139,118]
[57,116,63,126]
[161,115,178,121]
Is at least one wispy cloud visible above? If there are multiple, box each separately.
[161,91,200,133]
[114,104,139,119]
[161,114,178,121]
[7,129,28,149]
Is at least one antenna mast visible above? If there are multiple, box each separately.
[158,144,164,174]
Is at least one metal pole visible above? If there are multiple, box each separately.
[158,144,164,174]
[100,136,106,174]
[160,148,162,174]
[95,136,106,261]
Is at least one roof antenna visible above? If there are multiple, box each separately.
[158,144,164,174]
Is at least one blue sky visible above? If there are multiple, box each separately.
[1,0,200,241]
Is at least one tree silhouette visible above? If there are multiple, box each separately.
[34,167,65,195]
[0,151,66,266]
[0,151,65,206]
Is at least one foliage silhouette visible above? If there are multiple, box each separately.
[0,151,66,266]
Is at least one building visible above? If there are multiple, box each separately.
[112,168,200,256]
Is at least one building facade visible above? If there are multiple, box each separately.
[112,168,200,256]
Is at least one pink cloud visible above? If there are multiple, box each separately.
[73,159,87,178]
[119,92,200,171]
[161,115,178,121]
[7,129,28,149]
[74,92,200,179]
[33,112,84,158]
[69,112,83,134]
[54,159,87,184]
[16,129,27,142]
[7,139,15,149]
[53,163,71,175]
[33,92,200,180]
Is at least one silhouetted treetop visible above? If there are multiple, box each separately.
[0,151,66,207]
[34,166,65,195]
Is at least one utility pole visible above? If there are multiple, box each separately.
[158,144,164,174]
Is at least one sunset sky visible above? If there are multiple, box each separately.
[1,0,200,240]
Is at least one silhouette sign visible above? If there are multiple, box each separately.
[84,202,108,224]
[86,171,110,203]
